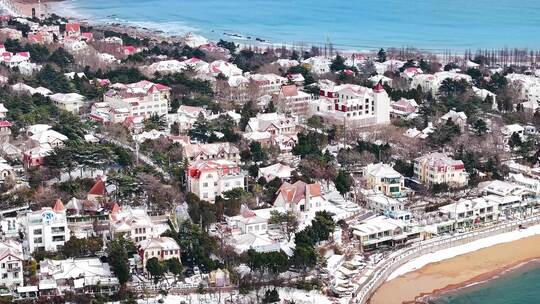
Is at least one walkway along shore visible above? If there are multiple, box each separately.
[351,215,540,304]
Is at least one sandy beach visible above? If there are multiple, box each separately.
[369,233,540,304]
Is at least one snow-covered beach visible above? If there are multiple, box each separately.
[370,223,540,304]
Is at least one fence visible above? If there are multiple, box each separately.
[352,215,540,304]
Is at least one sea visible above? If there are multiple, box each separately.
[433,260,540,304]
[52,0,540,52]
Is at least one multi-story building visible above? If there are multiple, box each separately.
[182,142,240,163]
[439,109,467,132]
[171,105,209,131]
[137,237,181,271]
[414,153,469,187]
[273,181,325,213]
[245,112,298,136]
[248,73,288,95]
[439,197,499,229]
[0,239,24,287]
[187,160,245,202]
[364,163,406,197]
[276,85,313,119]
[109,206,155,243]
[92,80,171,123]
[25,200,70,253]
[351,216,420,251]
[49,93,86,114]
[314,82,391,127]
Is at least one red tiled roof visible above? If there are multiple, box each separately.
[65,23,80,33]
[0,121,12,127]
[53,198,64,212]
[373,82,385,93]
[88,178,106,196]
[277,180,321,204]
[281,84,298,97]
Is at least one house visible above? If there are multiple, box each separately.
[209,269,231,287]
[365,193,409,220]
[49,93,86,114]
[93,80,171,123]
[22,146,51,167]
[411,72,472,95]
[402,67,423,79]
[28,31,54,44]
[363,163,406,197]
[301,56,331,74]
[64,22,81,38]
[258,163,293,182]
[137,237,181,271]
[110,206,160,242]
[505,73,540,103]
[276,85,313,119]
[87,177,107,202]
[368,74,392,86]
[314,82,391,127]
[273,181,325,213]
[226,205,269,235]
[501,124,525,147]
[182,142,240,162]
[287,73,305,86]
[509,173,540,195]
[28,125,68,148]
[274,59,299,69]
[248,73,288,95]
[38,258,119,295]
[439,109,467,131]
[145,60,186,75]
[245,112,298,136]
[0,120,12,138]
[473,87,497,110]
[439,197,499,229]
[390,98,419,119]
[0,239,24,287]
[25,200,70,253]
[0,157,15,183]
[0,110,7,126]
[351,216,419,251]
[414,153,469,187]
[208,60,242,77]
[1,51,31,68]
[171,104,206,130]
[187,160,246,202]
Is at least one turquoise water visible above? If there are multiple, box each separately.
[434,261,540,304]
[56,0,540,51]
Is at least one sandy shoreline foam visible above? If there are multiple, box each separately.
[370,225,540,304]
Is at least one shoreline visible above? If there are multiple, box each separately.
[5,0,538,54]
[412,258,540,303]
[369,233,540,304]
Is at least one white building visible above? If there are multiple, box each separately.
[182,142,240,163]
[258,163,293,182]
[351,216,419,251]
[411,72,472,95]
[25,200,70,253]
[109,206,159,243]
[277,85,313,118]
[439,109,467,132]
[363,163,406,197]
[248,73,288,95]
[0,239,24,287]
[38,258,119,295]
[137,237,181,271]
[414,153,469,187]
[314,82,391,127]
[187,160,246,202]
[301,56,331,75]
[505,73,540,103]
[49,93,86,114]
[92,80,171,124]
[171,105,209,131]
[273,181,325,213]
[439,197,499,228]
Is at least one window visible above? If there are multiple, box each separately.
[203,182,208,188]
[203,193,208,198]
[33,237,42,244]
